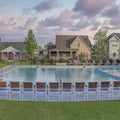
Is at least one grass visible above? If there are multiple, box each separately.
[0,100,120,120]
[0,61,9,67]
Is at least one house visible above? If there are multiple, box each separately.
[44,42,55,51]
[49,35,92,60]
[0,41,39,61]
[43,42,55,57]
[108,33,120,60]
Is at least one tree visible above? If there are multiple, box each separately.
[93,29,108,61]
[25,29,38,63]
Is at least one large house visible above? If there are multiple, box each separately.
[49,35,92,60]
[0,41,39,61]
[108,33,120,60]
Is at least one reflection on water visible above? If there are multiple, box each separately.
[3,66,120,82]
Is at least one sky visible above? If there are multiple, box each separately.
[0,0,120,46]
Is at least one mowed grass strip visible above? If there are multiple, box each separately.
[0,100,120,120]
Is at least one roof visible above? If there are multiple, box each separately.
[50,48,78,51]
[44,42,55,51]
[44,42,54,47]
[107,33,120,41]
[56,35,92,50]
[1,46,20,52]
[0,42,25,52]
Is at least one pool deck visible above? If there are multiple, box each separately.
[102,70,120,78]
[0,65,17,76]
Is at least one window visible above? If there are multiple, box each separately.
[112,44,117,47]
[77,43,80,47]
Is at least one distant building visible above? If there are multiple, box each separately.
[49,35,92,60]
[44,42,55,51]
[0,42,39,61]
[108,33,120,60]
[43,42,55,57]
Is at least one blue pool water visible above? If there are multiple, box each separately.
[2,66,120,82]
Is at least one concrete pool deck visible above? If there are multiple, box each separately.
[102,70,120,78]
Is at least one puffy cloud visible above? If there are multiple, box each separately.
[101,4,120,29]
[33,0,60,12]
[73,0,115,16]
[101,5,120,18]
[38,9,73,27]
[0,16,27,42]
[90,21,101,30]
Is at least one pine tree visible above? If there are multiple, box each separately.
[25,29,38,63]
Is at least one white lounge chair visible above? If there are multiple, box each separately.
[74,82,86,101]
[35,82,47,101]
[99,81,110,100]
[9,82,21,100]
[22,82,34,101]
[61,83,73,101]
[48,82,60,101]
[87,82,98,101]
[0,81,9,100]
[112,81,120,100]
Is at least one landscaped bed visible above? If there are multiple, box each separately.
[0,100,120,120]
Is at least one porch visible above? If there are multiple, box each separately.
[49,49,79,60]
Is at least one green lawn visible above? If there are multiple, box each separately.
[0,61,9,67]
[0,100,120,120]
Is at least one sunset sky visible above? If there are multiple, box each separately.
[0,0,120,46]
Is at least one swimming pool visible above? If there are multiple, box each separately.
[2,65,120,82]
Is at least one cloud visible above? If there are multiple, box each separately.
[0,16,28,42]
[73,0,115,16]
[100,4,120,30]
[24,17,38,29]
[101,4,120,18]
[33,0,60,12]
[37,9,73,28]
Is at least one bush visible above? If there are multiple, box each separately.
[49,58,55,65]
[58,58,66,63]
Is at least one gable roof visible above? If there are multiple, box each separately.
[107,33,120,41]
[1,46,20,52]
[0,42,25,52]
[44,42,54,47]
[44,42,55,51]
[56,35,92,50]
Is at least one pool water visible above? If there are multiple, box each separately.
[2,66,120,82]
